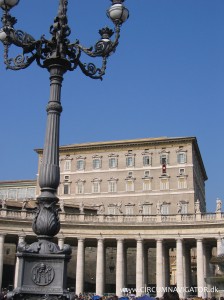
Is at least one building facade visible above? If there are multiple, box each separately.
[0,137,223,299]
[36,136,207,215]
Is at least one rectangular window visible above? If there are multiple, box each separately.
[64,160,71,171]
[178,178,187,189]
[143,205,151,215]
[143,155,151,166]
[77,182,84,194]
[161,204,169,215]
[109,157,117,168]
[93,158,101,169]
[125,206,134,215]
[77,159,85,171]
[143,180,151,191]
[8,189,17,199]
[64,184,70,195]
[177,152,187,164]
[126,156,134,167]
[108,181,117,193]
[0,189,7,200]
[160,178,169,190]
[181,203,188,214]
[144,170,150,177]
[179,168,185,175]
[126,181,134,192]
[160,154,169,165]
[108,206,116,215]
[92,182,100,193]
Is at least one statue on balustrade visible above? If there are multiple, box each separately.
[216,198,222,213]
[195,199,201,213]
[97,203,105,215]
[79,201,84,214]
[156,201,161,215]
[117,202,123,214]
[22,200,27,211]
[1,199,6,209]
[177,201,182,214]
[59,199,65,213]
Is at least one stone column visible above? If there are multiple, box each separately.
[136,239,144,297]
[116,238,125,297]
[58,236,64,250]
[164,245,170,288]
[217,237,222,255]
[143,244,148,291]
[156,239,164,298]
[14,234,25,288]
[0,234,5,290]
[124,244,127,288]
[176,238,185,298]
[76,238,85,295]
[184,245,191,294]
[204,244,212,298]
[96,238,105,296]
[196,239,205,298]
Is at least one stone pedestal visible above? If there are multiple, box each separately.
[8,243,71,299]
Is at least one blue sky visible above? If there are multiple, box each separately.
[0,0,223,212]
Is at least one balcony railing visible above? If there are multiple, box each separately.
[0,208,222,225]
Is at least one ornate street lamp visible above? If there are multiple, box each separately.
[0,0,129,299]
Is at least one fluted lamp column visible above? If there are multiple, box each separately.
[0,0,129,298]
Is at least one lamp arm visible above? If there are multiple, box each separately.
[78,56,107,80]
[71,24,121,58]
[3,40,37,70]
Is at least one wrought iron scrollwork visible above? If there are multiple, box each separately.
[0,1,126,79]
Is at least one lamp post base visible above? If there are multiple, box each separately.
[8,252,72,300]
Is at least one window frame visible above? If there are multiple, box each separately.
[76,180,85,194]
[143,179,151,191]
[64,159,71,171]
[177,152,187,164]
[92,179,101,193]
[160,178,169,190]
[161,203,169,215]
[77,159,85,171]
[93,158,102,170]
[108,180,117,193]
[126,180,135,192]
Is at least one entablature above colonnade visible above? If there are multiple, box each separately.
[0,209,223,243]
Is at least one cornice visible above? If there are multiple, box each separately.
[35,136,197,154]
[0,179,37,187]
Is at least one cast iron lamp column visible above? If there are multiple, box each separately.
[0,0,129,299]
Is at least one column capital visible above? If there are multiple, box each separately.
[176,237,183,242]
[136,238,143,242]
[196,238,203,242]
[77,237,85,242]
[97,237,104,243]
[156,238,163,243]
[116,238,124,242]
[58,235,64,241]
[18,233,26,238]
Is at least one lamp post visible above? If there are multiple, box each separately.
[0,0,129,299]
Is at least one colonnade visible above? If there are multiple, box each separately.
[0,234,220,299]
[74,237,218,298]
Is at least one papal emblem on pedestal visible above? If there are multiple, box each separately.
[32,263,55,286]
